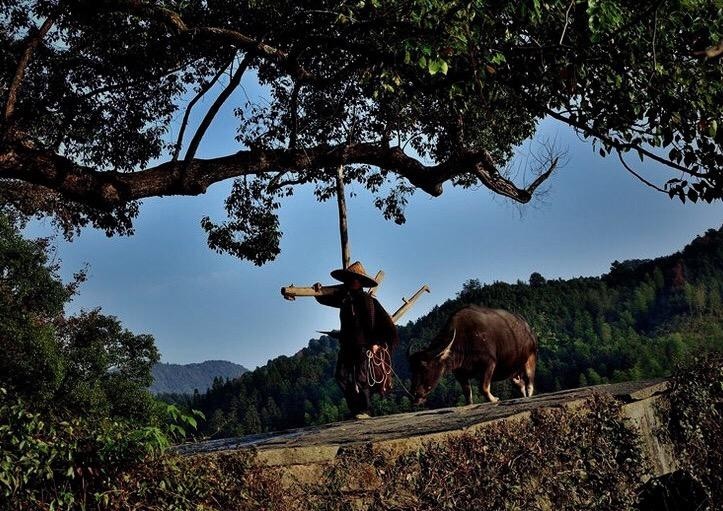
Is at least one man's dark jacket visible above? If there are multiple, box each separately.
[317,287,398,397]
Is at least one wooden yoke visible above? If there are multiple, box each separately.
[391,284,431,323]
[281,284,342,301]
[317,283,430,339]
[281,271,385,301]
[281,162,430,335]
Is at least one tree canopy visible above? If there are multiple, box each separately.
[0,213,160,421]
[1,0,722,263]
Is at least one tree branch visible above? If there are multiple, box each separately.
[182,54,252,167]
[1,138,555,209]
[86,0,313,81]
[172,60,232,161]
[544,107,708,178]
[471,150,558,202]
[3,12,58,134]
[78,59,200,101]
[616,151,666,193]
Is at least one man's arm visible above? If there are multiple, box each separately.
[314,283,344,308]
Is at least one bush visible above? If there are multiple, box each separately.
[0,389,195,510]
[322,394,646,511]
[659,352,723,509]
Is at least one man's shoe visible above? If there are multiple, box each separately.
[354,413,372,420]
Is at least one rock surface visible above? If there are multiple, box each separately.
[178,379,673,475]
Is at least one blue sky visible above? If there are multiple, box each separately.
[28,72,723,369]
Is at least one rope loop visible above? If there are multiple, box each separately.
[365,346,392,392]
[363,346,416,399]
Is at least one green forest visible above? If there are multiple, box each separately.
[185,226,723,438]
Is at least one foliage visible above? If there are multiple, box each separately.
[0,213,160,423]
[6,359,723,510]
[1,1,722,263]
[0,214,70,403]
[309,394,645,511]
[191,225,723,437]
[0,388,212,510]
[659,352,723,509]
[0,388,164,510]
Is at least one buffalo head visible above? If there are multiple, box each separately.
[407,330,456,405]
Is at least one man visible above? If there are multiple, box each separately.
[315,261,399,419]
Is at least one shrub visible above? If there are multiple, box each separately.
[0,388,177,510]
[659,352,723,509]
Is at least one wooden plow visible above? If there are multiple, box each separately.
[280,165,430,334]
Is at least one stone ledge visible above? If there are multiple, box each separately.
[177,379,670,473]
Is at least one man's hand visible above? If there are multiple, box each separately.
[313,282,323,292]
[371,344,380,354]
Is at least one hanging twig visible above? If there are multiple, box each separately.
[289,81,301,150]
[558,0,575,46]
[617,152,666,193]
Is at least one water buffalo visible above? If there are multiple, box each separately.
[408,306,537,405]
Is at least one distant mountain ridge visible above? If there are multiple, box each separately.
[150,360,248,395]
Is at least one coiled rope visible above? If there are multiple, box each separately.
[365,346,415,399]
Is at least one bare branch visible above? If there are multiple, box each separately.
[172,60,231,161]
[544,108,708,178]
[182,54,252,167]
[616,151,666,193]
[470,150,558,202]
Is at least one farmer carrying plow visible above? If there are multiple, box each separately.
[313,261,398,419]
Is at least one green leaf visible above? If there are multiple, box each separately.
[428,60,440,75]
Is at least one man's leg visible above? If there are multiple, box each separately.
[358,386,372,415]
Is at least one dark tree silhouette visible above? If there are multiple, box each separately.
[1,1,721,263]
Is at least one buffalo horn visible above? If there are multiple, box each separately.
[437,329,457,360]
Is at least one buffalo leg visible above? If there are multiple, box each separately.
[480,362,499,403]
[456,373,473,405]
[512,373,527,397]
[523,354,536,397]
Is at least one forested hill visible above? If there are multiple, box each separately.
[189,226,723,438]
[150,361,248,395]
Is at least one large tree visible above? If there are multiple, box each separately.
[1,0,721,263]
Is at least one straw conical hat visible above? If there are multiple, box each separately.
[330,261,378,288]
